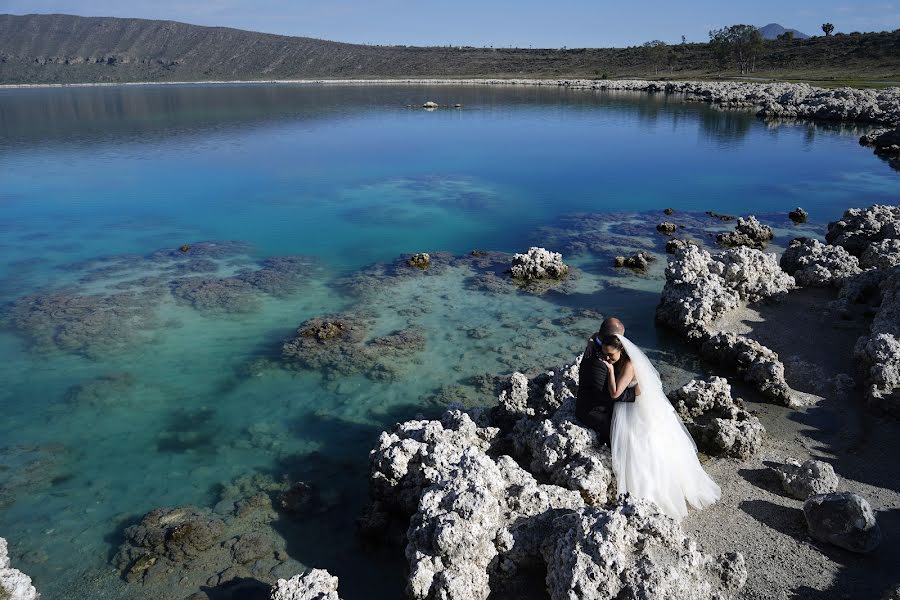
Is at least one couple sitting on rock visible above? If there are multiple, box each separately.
[575,317,720,520]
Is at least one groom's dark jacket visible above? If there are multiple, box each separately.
[575,335,635,444]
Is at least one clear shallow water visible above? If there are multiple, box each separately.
[0,83,898,599]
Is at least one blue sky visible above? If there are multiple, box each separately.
[1,0,897,47]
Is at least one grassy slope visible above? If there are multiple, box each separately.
[1,14,899,85]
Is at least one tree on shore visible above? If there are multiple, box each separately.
[822,23,835,36]
[642,40,669,75]
[708,25,764,74]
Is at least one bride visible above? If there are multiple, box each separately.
[599,333,721,520]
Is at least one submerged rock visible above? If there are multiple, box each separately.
[716,216,775,250]
[0,538,40,600]
[614,251,655,270]
[779,238,861,287]
[668,377,765,458]
[114,477,303,596]
[656,222,678,234]
[406,253,431,269]
[271,569,343,600]
[803,492,882,553]
[772,459,839,500]
[510,247,569,281]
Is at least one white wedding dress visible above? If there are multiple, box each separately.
[610,335,721,520]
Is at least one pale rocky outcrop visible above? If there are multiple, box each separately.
[0,538,40,600]
[270,569,342,600]
[543,499,747,600]
[803,492,882,553]
[779,238,861,287]
[826,204,900,256]
[668,377,765,458]
[716,216,774,250]
[853,268,900,416]
[657,245,794,341]
[365,358,747,600]
[510,247,569,281]
[657,245,797,405]
[772,459,839,500]
[860,238,900,270]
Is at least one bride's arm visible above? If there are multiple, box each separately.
[605,361,635,399]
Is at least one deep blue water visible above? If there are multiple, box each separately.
[0,83,897,599]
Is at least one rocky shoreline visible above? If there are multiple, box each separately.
[2,78,899,127]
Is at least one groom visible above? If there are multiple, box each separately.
[575,316,636,445]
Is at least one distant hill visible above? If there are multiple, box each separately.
[0,14,897,84]
[758,23,810,41]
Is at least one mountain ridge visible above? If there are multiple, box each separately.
[1,13,897,84]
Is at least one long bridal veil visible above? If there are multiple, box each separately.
[610,335,721,520]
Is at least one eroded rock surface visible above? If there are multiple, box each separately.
[772,459,839,500]
[0,538,40,600]
[668,377,765,458]
[510,247,569,281]
[826,204,900,256]
[657,244,797,405]
[780,238,861,287]
[716,216,775,250]
[364,358,746,600]
[270,569,343,600]
[803,492,882,553]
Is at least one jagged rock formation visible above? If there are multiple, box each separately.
[819,205,900,415]
[668,377,765,458]
[853,269,900,416]
[270,569,343,600]
[665,238,698,254]
[407,253,431,269]
[772,459,839,500]
[364,359,747,600]
[510,247,569,281]
[0,538,40,600]
[656,244,797,405]
[716,216,775,250]
[657,222,678,234]
[803,492,882,553]
[779,238,861,287]
[826,205,900,256]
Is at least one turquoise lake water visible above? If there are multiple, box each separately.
[1,83,898,599]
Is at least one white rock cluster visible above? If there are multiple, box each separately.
[0,538,40,600]
[510,247,569,281]
[270,569,342,600]
[655,244,796,405]
[780,238,861,287]
[361,360,747,600]
[668,377,765,458]
[716,216,775,250]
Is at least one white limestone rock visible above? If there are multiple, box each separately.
[716,216,775,249]
[542,498,747,600]
[270,569,342,600]
[0,538,40,600]
[861,238,900,270]
[803,492,882,554]
[510,247,569,281]
[700,333,797,406]
[826,204,900,256]
[668,377,765,458]
[772,459,839,500]
[780,238,861,287]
